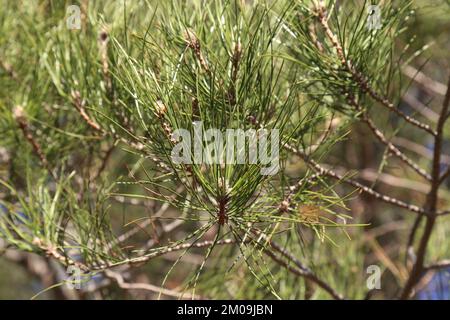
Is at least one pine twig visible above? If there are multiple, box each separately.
[184,29,210,74]
[249,111,429,215]
[13,106,50,170]
[316,1,436,136]
[104,269,203,299]
[439,166,450,184]
[252,229,344,300]
[424,259,450,271]
[71,91,103,133]
[283,143,428,215]
[400,74,450,299]
[314,2,432,180]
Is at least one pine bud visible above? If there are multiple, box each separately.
[155,100,167,118]
[13,105,26,122]
[232,42,242,64]
[279,200,290,213]
[183,29,199,49]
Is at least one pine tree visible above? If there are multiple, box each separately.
[0,0,449,300]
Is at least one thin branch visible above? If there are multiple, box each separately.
[350,168,430,194]
[184,29,210,74]
[31,237,90,273]
[104,269,203,299]
[284,143,428,215]
[13,106,50,171]
[316,2,436,136]
[350,69,437,135]
[402,65,448,97]
[402,92,439,123]
[252,230,344,300]
[424,259,450,271]
[314,3,432,180]
[248,111,428,215]
[400,74,450,299]
[93,239,236,272]
[359,109,432,181]
[439,166,450,185]
[392,137,450,165]
[71,91,103,132]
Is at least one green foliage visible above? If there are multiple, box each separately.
[0,0,449,300]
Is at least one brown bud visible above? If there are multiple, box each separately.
[184,29,199,49]
[279,200,290,213]
[155,100,167,118]
[232,42,242,64]
[13,105,26,122]
[99,30,108,42]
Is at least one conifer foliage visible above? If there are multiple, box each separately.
[0,0,449,299]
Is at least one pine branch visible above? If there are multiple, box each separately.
[13,106,50,172]
[400,74,450,299]
[104,269,203,299]
[252,229,344,300]
[424,259,450,271]
[312,2,432,181]
[439,166,450,185]
[316,1,436,136]
[283,143,428,215]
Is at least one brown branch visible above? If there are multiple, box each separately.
[316,2,436,136]
[31,237,90,273]
[184,29,210,74]
[104,269,203,299]
[392,137,450,165]
[13,106,49,170]
[424,259,450,271]
[314,3,432,180]
[349,68,436,136]
[252,229,344,300]
[71,91,103,132]
[402,92,439,123]
[356,168,430,194]
[284,143,428,215]
[400,74,450,299]
[247,111,428,215]
[439,166,450,185]
[359,109,432,181]
[93,239,236,272]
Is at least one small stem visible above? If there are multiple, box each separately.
[13,106,50,171]
[218,195,229,226]
[400,74,450,299]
